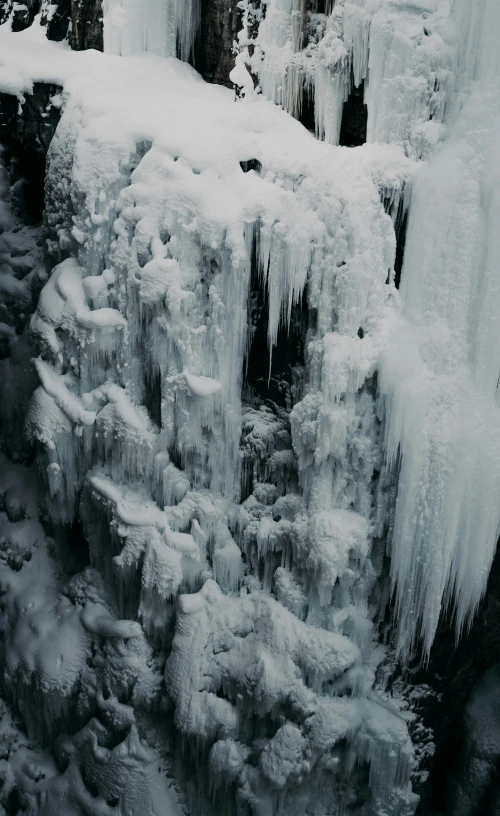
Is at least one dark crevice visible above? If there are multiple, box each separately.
[413,539,500,815]
[5,787,21,815]
[80,766,100,798]
[0,83,62,225]
[45,518,91,576]
[240,159,262,174]
[6,147,46,225]
[244,260,307,409]
[394,211,408,289]
[307,0,334,12]
[193,0,241,87]
[339,80,367,147]
[144,370,162,429]
[298,87,316,133]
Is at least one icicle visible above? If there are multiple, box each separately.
[102,0,200,60]
[258,220,311,354]
[169,0,201,62]
[314,58,350,145]
[380,0,500,660]
[291,0,306,54]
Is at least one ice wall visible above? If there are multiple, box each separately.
[241,0,500,666]
[237,0,450,156]
[103,0,200,59]
[0,457,184,814]
[0,19,419,813]
[379,0,500,660]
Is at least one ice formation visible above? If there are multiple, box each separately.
[102,0,201,60]
[380,0,500,659]
[230,0,451,158]
[0,0,498,813]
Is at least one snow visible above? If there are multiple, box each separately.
[33,358,97,427]
[30,257,126,357]
[166,578,415,811]
[183,370,221,397]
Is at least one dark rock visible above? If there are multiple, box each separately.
[447,664,500,816]
[0,85,62,182]
[0,83,62,222]
[11,0,39,32]
[339,81,368,147]
[244,255,307,410]
[40,0,104,51]
[0,92,18,137]
[70,0,103,51]
[0,1,11,25]
[15,83,63,154]
[240,159,262,173]
[43,0,71,42]
[194,0,241,88]
[412,541,500,815]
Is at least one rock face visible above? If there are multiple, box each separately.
[7,0,38,31]
[0,0,103,49]
[70,0,104,50]
[45,0,103,49]
[194,0,240,87]
[0,83,61,224]
[0,84,62,156]
[412,546,500,815]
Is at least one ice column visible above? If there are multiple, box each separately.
[380,0,500,659]
[103,0,200,59]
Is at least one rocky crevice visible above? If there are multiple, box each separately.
[0,0,103,50]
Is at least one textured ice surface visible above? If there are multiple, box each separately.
[380,0,500,659]
[236,0,450,156]
[0,458,183,814]
[0,147,45,458]
[103,0,200,60]
[0,0,498,813]
[0,21,417,813]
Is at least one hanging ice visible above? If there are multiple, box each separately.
[1,0,498,812]
[240,0,449,154]
[103,0,201,59]
[380,0,500,659]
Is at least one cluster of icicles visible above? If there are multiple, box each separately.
[9,0,500,814]
[100,0,500,676]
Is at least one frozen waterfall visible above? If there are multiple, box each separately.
[0,0,499,814]
[103,0,201,59]
[380,0,500,659]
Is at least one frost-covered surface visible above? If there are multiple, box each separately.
[379,0,500,659]
[233,0,450,157]
[0,458,184,815]
[0,0,499,813]
[100,0,452,156]
[103,0,200,60]
[0,18,418,816]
